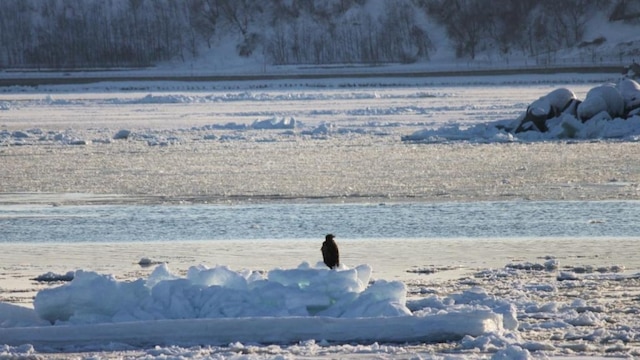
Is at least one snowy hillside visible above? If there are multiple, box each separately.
[1,0,640,73]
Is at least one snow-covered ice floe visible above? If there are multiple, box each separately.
[0,263,506,349]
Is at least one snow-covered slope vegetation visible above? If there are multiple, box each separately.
[1,0,639,70]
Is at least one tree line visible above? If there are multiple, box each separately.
[422,0,616,62]
[0,0,637,70]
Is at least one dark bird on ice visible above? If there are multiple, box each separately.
[321,233,340,269]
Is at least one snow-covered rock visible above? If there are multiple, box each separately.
[577,84,625,121]
[618,78,640,111]
[515,88,579,133]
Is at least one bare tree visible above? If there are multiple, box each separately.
[215,0,263,56]
[187,0,220,49]
[425,0,492,59]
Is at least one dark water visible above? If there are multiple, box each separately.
[1,201,639,243]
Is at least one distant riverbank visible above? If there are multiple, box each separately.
[0,64,625,87]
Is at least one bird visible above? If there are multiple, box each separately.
[321,234,340,269]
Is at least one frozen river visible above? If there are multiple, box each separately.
[3,71,640,358]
